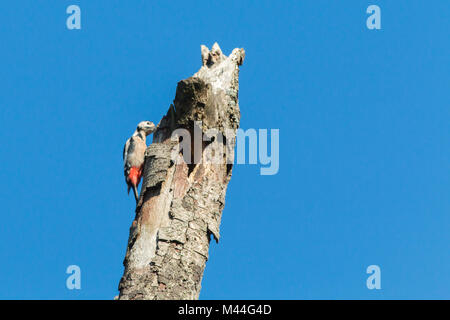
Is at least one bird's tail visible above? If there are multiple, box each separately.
[132,185,139,204]
[127,167,142,204]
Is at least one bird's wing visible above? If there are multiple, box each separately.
[123,137,135,179]
[123,136,140,173]
[123,138,130,165]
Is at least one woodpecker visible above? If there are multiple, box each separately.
[123,121,156,203]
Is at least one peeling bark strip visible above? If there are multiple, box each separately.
[118,43,245,300]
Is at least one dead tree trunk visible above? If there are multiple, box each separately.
[118,43,245,300]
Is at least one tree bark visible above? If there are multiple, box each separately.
[118,43,245,300]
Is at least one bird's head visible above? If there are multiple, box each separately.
[137,121,156,135]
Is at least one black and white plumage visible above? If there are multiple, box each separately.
[123,121,156,204]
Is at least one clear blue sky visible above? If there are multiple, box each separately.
[0,1,448,299]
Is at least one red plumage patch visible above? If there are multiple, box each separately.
[128,166,142,187]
